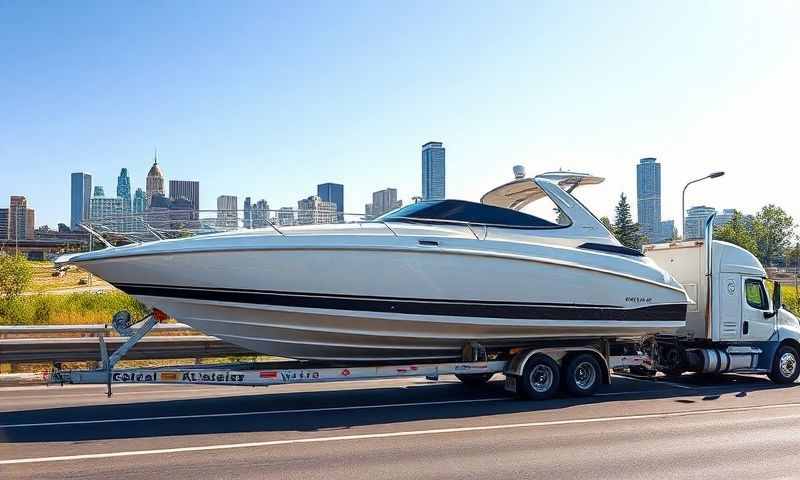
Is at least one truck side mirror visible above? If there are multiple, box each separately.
[764,283,782,319]
[773,283,782,315]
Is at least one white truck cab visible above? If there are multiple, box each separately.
[645,216,800,383]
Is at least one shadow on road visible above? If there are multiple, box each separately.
[0,373,794,444]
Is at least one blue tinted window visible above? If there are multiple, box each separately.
[375,200,562,228]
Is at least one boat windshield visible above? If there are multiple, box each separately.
[373,199,562,228]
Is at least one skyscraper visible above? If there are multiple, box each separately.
[636,158,661,241]
[117,168,131,209]
[169,180,200,219]
[146,150,165,207]
[70,172,92,231]
[243,197,252,228]
[133,188,146,213]
[216,195,238,229]
[421,142,445,200]
[93,186,105,197]
[317,183,344,221]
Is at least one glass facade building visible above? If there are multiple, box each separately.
[422,142,445,200]
[317,183,344,221]
[636,158,661,241]
[70,172,92,231]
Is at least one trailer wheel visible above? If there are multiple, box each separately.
[768,345,800,384]
[563,353,602,396]
[455,373,494,387]
[519,355,560,400]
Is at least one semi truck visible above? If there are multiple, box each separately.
[645,215,800,383]
[47,216,800,400]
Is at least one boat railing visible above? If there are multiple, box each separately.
[80,209,374,246]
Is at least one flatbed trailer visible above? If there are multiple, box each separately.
[47,309,653,400]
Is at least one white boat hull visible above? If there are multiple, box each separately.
[73,240,688,362]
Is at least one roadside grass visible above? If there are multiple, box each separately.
[26,261,111,292]
[0,291,148,325]
[782,284,799,316]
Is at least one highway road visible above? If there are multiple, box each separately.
[1,373,799,479]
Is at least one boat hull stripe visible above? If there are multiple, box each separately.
[114,284,687,322]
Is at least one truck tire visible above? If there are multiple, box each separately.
[455,373,494,387]
[768,345,800,384]
[519,354,560,400]
[564,353,602,397]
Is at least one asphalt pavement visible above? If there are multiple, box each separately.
[1,373,799,479]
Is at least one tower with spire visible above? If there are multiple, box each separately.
[145,148,165,207]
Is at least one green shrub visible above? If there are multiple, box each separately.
[0,254,33,300]
[0,291,147,325]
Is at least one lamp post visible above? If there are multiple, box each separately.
[681,171,725,239]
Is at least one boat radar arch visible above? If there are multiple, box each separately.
[480,170,604,211]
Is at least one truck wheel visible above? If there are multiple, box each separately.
[455,373,494,387]
[768,345,800,384]
[564,354,602,397]
[519,354,560,400]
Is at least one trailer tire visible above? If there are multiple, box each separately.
[519,354,560,400]
[455,373,494,387]
[768,345,800,384]
[564,353,602,397]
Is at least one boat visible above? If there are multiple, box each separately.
[57,170,689,362]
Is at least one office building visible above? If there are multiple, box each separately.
[636,158,662,240]
[90,192,125,232]
[297,195,336,225]
[422,142,446,200]
[365,188,402,218]
[317,183,344,221]
[714,209,736,227]
[243,197,252,228]
[133,188,146,213]
[93,186,105,197]
[169,180,200,219]
[0,209,8,240]
[117,168,131,209]
[278,207,295,227]
[8,196,34,240]
[146,151,165,207]
[70,172,92,231]
[684,205,717,240]
[216,195,238,229]
[252,200,270,228]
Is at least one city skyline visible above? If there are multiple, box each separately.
[1,3,799,231]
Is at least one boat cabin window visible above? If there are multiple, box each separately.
[374,200,563,229]
[744,279,769,310]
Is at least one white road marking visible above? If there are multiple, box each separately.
[0,397,510,429]
[3,402,800,465]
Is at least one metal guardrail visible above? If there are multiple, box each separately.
[0,336,252,363]
[0,324,254,363]
[0,323,193,338]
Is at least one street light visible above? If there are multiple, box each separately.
[682,171,725,239]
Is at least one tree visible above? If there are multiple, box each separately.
[600,216,613,231]
[0,254,33,300]
[612,193,646,249]
[714,210,758,256]
[752,205,795,265]
[787,242,800,266]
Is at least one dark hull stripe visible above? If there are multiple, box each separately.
[115,283,688,322]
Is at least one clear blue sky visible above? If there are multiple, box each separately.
[1,1,798,231]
